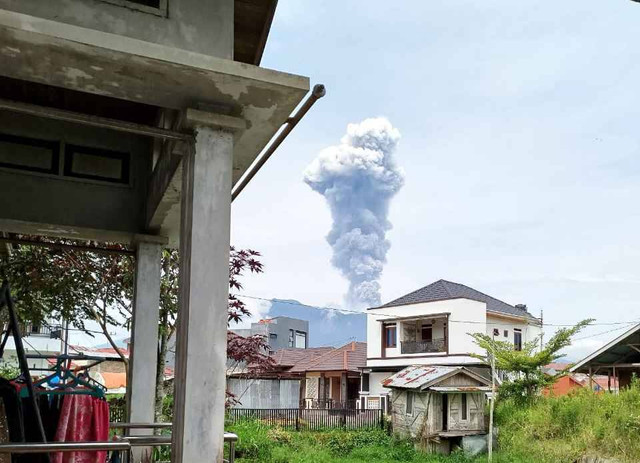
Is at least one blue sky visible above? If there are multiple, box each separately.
[229,0,640,360]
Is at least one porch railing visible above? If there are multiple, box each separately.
[401,338,446,354]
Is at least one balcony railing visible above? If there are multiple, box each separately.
[401,338,446,354]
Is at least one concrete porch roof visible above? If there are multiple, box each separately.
[0,8,309,244]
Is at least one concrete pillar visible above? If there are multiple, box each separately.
[340,372,348,405]
[319,374,326,405]
[171,119,235,463]
[128,241,162,462]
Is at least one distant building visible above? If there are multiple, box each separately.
[2,319,63,371]
[232,316,309,352]
[227,341,367,410]
[363,279,542,411]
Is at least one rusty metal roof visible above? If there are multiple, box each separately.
[430,386,492,393]
[382,365,491,390]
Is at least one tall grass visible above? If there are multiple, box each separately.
[495,384,640,462]
[227,386,640,463]
[226,420,536,463]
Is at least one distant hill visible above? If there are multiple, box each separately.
[267,299,367,347]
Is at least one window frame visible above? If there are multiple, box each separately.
[98,0,168,17]
[514,329,522,351]
[295,330,307,348]
[405,391,414,415]
[288,329,294,348]
[460,393,469,421]
[361,373,370,393]
[384,324,397,348]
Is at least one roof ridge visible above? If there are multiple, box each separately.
[300,341,362,371]
[440,279,455,298]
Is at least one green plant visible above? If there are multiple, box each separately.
[0,362,19,379]
[469,319,592,400]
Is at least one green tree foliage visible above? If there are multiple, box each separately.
[469,319,593,400]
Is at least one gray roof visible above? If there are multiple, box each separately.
[375,279,538,321]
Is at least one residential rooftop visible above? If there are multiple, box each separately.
[373,279,539,321]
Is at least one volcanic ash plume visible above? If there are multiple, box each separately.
[304,118,404,309]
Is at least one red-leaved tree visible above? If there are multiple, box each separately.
[0,237,274,418]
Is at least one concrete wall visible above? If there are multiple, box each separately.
[266,317,309,351]
[0,0,234,58]
[231,317,309,352]
[0,113,151,233]
[228,378,301,409]
[390,390,485,438]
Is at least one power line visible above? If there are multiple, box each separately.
[234,294,640,328]
[573,324,636,342]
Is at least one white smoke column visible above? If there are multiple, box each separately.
[304,118,404,309]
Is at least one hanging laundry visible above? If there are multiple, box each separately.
[52,395,109,463]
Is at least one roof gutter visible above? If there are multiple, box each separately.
[231,84,326,201]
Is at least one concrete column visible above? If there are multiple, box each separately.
[171,122,235,463]
[128,241,162,461]
[340,372,348,405]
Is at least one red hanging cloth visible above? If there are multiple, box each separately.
[52,394,109,463]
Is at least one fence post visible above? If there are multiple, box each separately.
[380,409,384,430]
[295,408,300,431]
[342,408,346,428]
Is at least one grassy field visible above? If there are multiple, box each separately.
[228,384,640,463]
[495,385,640,463]
[226,421,536,463]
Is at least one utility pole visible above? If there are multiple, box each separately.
[540,309,544,351]
[488,337,496,462]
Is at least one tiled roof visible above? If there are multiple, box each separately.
[271,347,334,368]
[376,279,538,320]
[288,342,367,373]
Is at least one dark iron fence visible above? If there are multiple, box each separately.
[228,408,384,431]
[109,398,127,423]
[301,399,359,410]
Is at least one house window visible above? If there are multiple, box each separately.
[421,324,433,342]
[288,329,294,348]
[269,333,277,340]
[493,328,500,337]
[385,325,397,348]
[504,330,509,337]
[514,329,522,351]
[295,331,307,348]
[406,391,414,415]
[361,374,370,392]
[64,144,130,185]
[98,0,168,16]
[461,394,468,421]
[0,133,60,175]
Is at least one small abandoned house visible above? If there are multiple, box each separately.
[384,365,492,455]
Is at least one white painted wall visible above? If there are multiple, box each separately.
[367,298,487,362]
[485,314,543,351]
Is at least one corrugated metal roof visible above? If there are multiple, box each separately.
[382,365,458,389]
[430,386,492,393]
[382,365,492,390]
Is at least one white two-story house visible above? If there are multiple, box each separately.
[360,279,542,410]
